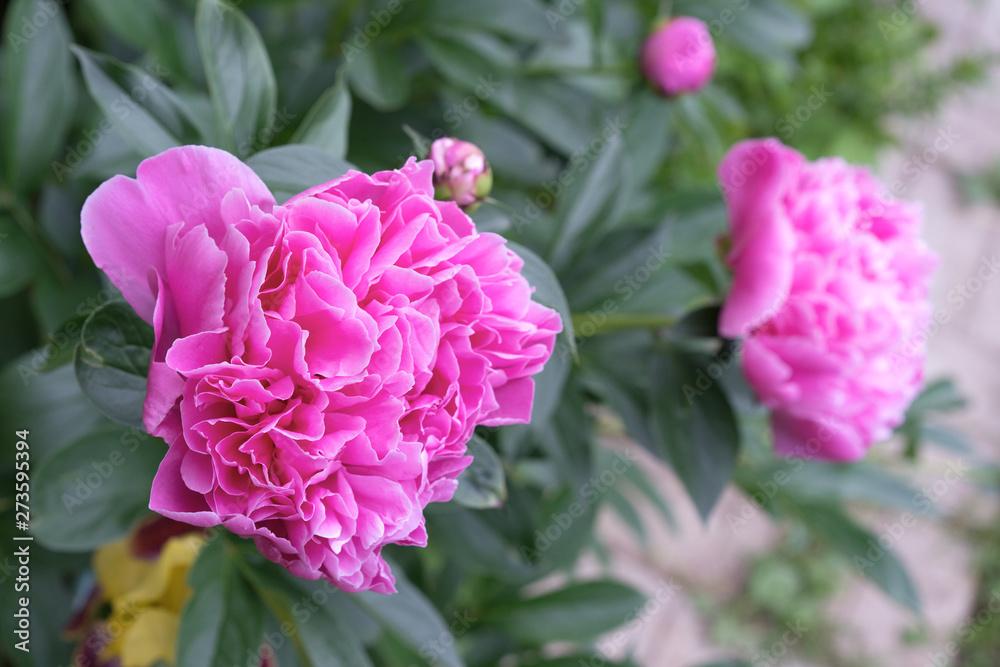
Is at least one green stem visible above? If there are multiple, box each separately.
[571,312,677,336]
[520,64,632,77]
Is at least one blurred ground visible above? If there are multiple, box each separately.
[597,3,1000,665]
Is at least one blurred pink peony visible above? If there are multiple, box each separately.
[81,146,560,593]
[429,137,493,211]
[717,139,936,461]
[640,17,717,97]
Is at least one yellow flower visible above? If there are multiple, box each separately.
[92,532,205,667]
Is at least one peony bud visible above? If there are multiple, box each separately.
[429,137,493,211]
[640,17,717,97]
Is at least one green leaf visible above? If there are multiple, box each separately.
[353,563,463,667]
[31,425,163,551]
[618,456,676,531]
[482,580,644,643]
[196,0,277,156]
[668,305,721,340]
[757,461,936,516]
[907,378,966,415]
[418,33,509,93]
[426,505,535,581]
[605,485,646,544]
[178,539,267,667]
[2,0,77,192]
[291,75,353,159]
[795,502,921,614]
[492,77,596,157]
[0,215,43,297]
[236,558,373,667]
[649,346,741,519]
[246,145,355,203]
[507,241,576,359]
[347,42,411,111]
[919,423,973,454]
[74,301,154,429]
[71,47,194,158]
[84,0,171,51]
[454,435,507,509]
[547,133,626,270]
[0,356,103,461]
[622,91,673,190]
[422,0,553,41]
[83,0,193,81]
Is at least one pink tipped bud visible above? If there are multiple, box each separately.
[429,138,493,212]
[641,17,717,97]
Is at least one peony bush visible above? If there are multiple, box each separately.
[0,0,973,665]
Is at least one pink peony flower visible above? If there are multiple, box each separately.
[717,139,937,461]
[81,146,561,593]
[429,138,492,211]
[640,17,717,97]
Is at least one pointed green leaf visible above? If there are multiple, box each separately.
[347,43,411,111]
[291,76,352,159]
[507,240,575,358]
[196,0,277,155]
[74,301,154,429]
[454,435,506,509]
[246,145,355,203]
[237,558,373,667]
[2,0,77,192]
[31,425,162,551]
[482,580,645,644]
[649,346,741,519]
[71,47,195,158]
[178,539,267,667]
[796,502,921,614]
[353,563,463,667]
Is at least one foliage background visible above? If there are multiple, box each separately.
[0,0,994,665]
